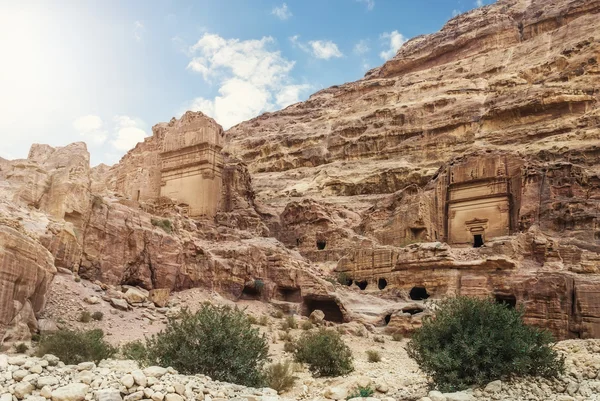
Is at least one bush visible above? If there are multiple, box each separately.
[259,315,270,326]
[271,310,284,319]
[301,320,313,330]
[347,385,374,399]
[407,297,565,392]
[283,341,296,353]
[281,315,297,330]
[121,340,148,365]
[151,218,173,234]
[143,305,269,387]
[266,360,297,393]
[294,328,353,377]
[279,331,294,342]
[15,343,28,353]
[366,349,381,363]
[391,332,404,342]
[37,329,117,364]
[78,311,92,323]
[336,272,352,286]
[92,311,104,321]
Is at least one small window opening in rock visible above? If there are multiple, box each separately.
[410,227,427,241]
[356,280,368,290]
[241,285,261,300]
[378,278,387,290]
[409,286,429,300]
[277,287,302,303]
[402,306,424,315]
[495,294,516,309]
[303,298,344,323]
[346,279,353,286]
[473,234,484,248]
[384,314,391,325]
[316,240,327,250]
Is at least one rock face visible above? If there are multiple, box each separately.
[225,0,600,339]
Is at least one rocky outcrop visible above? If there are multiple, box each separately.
[0,223,56,348]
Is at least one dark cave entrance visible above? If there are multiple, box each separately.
[473,234,484,248]
[402,306,424,315]
[356,280,368,290]
[277,287,302,303]
[409,286,430,301]
[384,314,391,325]
[495,294,517,309]
[316,240,327,250]
[240,285,262,300]
[378,278,388,290]
[304,298,344,323]
[410,227,427,241]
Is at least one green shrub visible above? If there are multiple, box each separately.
[407,297,565,392]
[91,311,104,321]
[346,385,374,399]
[31,333,41,342]
[15,343,28,353]
[259,315,270,326]
[78,311,92,323]
[271,310,284,319]
[391,332,404,342]
[265,360,297,393]
[247,314,258,325]
[143,305,268,387]
[151,218,173,234]
[279,331,294,342]
[301,320,313,330]
[121,340,148,365]
[283,341,296,353]
[336,272,352,286]
[281,315,297,330]
[37,329,117,364]
[294,328,353,377]
[366,349,381,363]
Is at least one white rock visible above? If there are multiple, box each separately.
[37,377,59,389]
[443,392,474,401]
[29,365,43,374]
[123,392,142,401]
[428,391,446,401]
[0,394,12,401]
[131,371,146,388]
[142,367,167,379]
[41,386,53,399]
[77,372,94,385]
[120,375,134,389]
[484,380,502,393]
[76,363,95,372]
[163,395,183,401]
[150,392,164,401]
[51,383,90,401]
[13,370,29,381]
[8,356,28,366]
[14,382,35,399]
[94,389,121,401]
[323,386,347,400]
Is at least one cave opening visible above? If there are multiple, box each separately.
[316,240,327,250]
[495,294,517,309]
[240,285,261,300]
[410,227,427,241]
[409,286,430,301]
[277,287,302,303]
[378,278,387,290]
[402,306,424,315]
[384,314,391,325]
[303,298,344,323]
[356,280,368,290]
[473,234,484,248]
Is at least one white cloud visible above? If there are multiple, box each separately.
[134,21,144,42]
[73,115,107,145]
[476,0,484,6]
[308,40,343,59]
[353,39,370,55]
[379,30,407,60]
[271,3,292,20]
[184,33,311,129]
[356,0,375,11]
[111,116,148,151]
[452,9,461,17]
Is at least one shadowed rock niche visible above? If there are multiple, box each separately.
[160,116,224,217]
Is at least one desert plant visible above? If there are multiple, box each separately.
[31,333,41,342]
[366,349,381,363]
[121,340,148,365]
[265,360,297,393]
[407,296,565,392]
[247,314,258,325]
[283,341,296,353]
[374,336,385,343]
[78,311,92,323]
[271,310,284,319]
[91,311,104,321]
[151,218,173,234]
[391,332,404,342]
[301,320,313,330]
[279,331,294,342]
[336,271,352,286]
[259,315,270,326]
[143,305,268,387]
[15,343,28,353]
[294,328,353,377]
[346,385,374,399]
[37,329,117,364]
[281,315,297,330]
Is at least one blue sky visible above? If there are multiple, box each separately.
[0,0,494,165]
